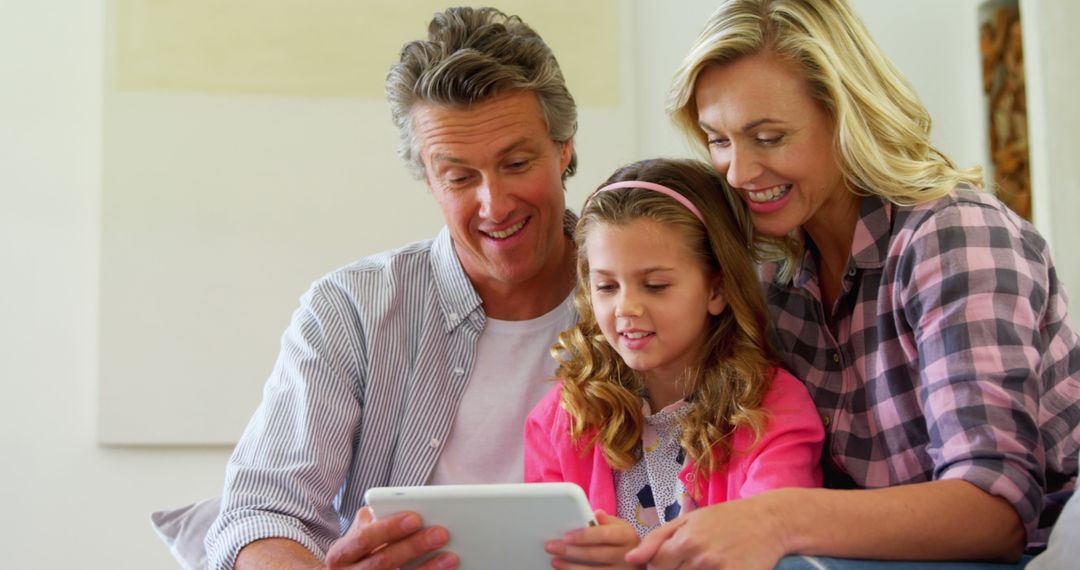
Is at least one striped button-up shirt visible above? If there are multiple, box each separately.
[205,219,572,568]
[763,188,1080,546]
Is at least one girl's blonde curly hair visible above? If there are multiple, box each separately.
[555,158,776,479]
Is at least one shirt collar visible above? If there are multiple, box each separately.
[430,227,483,333]
[850,194,893,271]
[791,194,894,287]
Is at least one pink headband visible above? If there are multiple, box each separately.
[587,180,705,223]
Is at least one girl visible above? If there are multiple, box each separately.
[525,158,824,569]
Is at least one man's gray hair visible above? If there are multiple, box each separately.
[386,7,578,182]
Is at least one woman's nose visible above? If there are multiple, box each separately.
[724,146,763,189]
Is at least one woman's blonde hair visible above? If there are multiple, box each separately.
[667,0,983,276]
[555,158,773,480]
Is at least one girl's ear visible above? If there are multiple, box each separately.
[707,275,727,316]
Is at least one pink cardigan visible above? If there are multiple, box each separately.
[524,369,824,513]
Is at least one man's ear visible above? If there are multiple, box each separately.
[707,275,727,316]
[558,139,573,175]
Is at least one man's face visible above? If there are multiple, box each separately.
[413,91,573,297]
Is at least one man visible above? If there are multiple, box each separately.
[205,7,579,569]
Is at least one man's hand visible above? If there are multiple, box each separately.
[544,510,643,569]
[325,507,457,569]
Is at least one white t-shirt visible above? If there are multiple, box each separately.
[428,295,575,485]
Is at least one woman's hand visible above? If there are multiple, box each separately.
[627,482,1025,568]
[545,510,643,569]
[625,493,789,570]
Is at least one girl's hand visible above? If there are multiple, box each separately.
[545,510,643,569]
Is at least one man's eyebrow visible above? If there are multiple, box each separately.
[429,137,533,165]
[495,137,531,155]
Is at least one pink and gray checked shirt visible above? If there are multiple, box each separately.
[762,186,1080,547]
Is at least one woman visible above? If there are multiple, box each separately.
[625,1,1080,568]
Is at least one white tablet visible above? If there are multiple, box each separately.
[363,482,597,569]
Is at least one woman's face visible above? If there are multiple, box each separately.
[694,52,849,238]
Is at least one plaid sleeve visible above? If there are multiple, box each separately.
[896,197,1048,541]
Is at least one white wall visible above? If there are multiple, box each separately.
[1022,0,1080,292]
[1,1,231,568]
[96,0,637,446]
[3,2,1076,568]
[633,1,717,158]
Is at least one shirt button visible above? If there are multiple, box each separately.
[831,352,841,364]
[686,472,695,482]
[452,367,465,375]
[429,438,440,448]
[822,415,831,427]
[448,312,459,321]
[847,267,857,277]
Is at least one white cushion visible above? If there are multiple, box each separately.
[150,496,220,570]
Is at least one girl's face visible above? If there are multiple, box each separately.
[693,51,850,238]
[585,218,727,387]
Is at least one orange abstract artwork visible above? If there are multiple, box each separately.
[980,5,1032,220]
